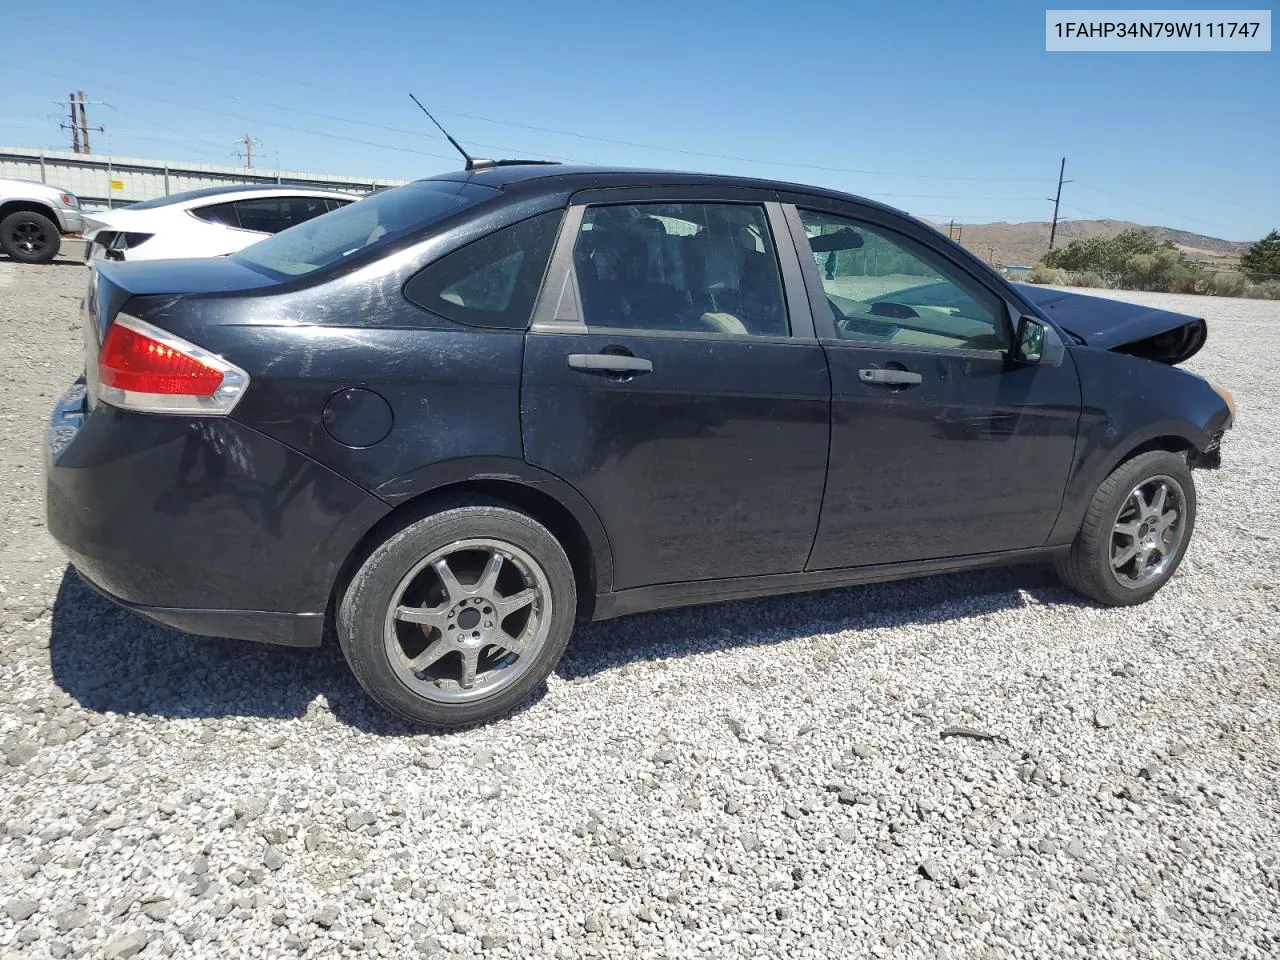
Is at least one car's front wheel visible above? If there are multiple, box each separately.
[1055,449,1197,605]
[338,501,577,728]
[0,210,61,264]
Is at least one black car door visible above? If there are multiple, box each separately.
[780,201,1081,570]
[521,190,831,592]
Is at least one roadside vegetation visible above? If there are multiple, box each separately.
[1027,228,1280,299]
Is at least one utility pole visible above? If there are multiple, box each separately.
[67,93,79,153]
[55,92,107,153]
[235,133,261,169]
[1047,157,1071,251]
[77,91,91,153]
[956,224,963,244]
[948,218,955,240]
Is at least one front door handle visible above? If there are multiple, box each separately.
[567,353,653,375]
[859,368,922,386]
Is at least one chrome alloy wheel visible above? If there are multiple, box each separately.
[1110,475,1186,588]
[384,538,552,703]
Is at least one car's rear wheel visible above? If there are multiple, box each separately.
[338,501,576,728]
[0,211,61,264]
[1055,450,1196,605]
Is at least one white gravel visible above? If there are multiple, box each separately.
[2,261,1278,959]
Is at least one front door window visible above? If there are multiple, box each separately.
[799,209,1007,351]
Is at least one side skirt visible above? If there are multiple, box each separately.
[590,546,1067,621]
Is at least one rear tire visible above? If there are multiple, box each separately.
[1054,450,1196,606]
[0,211,61,264]
[338,501,576,728]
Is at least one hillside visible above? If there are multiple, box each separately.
[923,218,1252,268]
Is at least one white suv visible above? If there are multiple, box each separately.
[0,177,86,264]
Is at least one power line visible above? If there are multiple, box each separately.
[6,62,1252,240]
[7,63,461,163]
[1058,200,1122,220]
[429,107,1049,181]
[2,59,1051,184]
[1073,182,1239,235]
[5,62,573,163]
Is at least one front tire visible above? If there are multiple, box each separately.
[338,502,576,728]
[1055,450,1196,606]
[0,211,61,264]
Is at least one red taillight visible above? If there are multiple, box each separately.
[95,315,248,415]
[100,322,225,396]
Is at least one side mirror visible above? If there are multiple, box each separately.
[1014,316,1045,362]
[1011,315,1064,365]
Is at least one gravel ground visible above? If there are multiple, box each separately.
[1,261,1277,960]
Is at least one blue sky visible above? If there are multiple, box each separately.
[2,0,1275,239]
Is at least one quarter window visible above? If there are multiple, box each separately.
[403,211,563,329]
[573,202,789,337]
[190,201,239,227]
[799,210,1006,351]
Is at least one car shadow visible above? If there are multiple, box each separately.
[48,562,1081,733]
[47,569,451,736]
[557,562,1076,679]
[0,256,86,267]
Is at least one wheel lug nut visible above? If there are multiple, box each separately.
[484,621,493,628]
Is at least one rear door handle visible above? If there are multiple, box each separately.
[859,368,922,386]
[567,353,653,375]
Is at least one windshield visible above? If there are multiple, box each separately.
[231,180,500,279]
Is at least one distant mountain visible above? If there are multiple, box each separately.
[922,218,1253,269]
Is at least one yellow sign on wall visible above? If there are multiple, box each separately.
[110,179,124,191]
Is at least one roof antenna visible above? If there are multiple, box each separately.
[409,93,490,170]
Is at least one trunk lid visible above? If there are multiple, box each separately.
[1014,283,1206,365]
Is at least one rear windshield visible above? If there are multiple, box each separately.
[231,180,500,279]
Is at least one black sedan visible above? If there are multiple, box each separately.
[46,165,1234,727]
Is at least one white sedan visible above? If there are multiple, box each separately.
[82,184,360,261]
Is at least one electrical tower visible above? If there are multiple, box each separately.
[54,91,105,154]
[235,134,263,169]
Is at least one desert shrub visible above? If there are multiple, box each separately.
[1122,249,1198,293]
[1066,270,1106,288]
[1028,265,1068,285]
[1044,229,1165,284]
[1247,280,1280,299]
[1198,272,1246,297]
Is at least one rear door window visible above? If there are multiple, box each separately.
[403,211,563,329]
[279,196,334,229]
[572,202,789,337]
[233,199,292,234]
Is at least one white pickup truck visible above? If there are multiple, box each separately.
[0,177,86,264]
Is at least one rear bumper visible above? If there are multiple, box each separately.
[46,380,389,645]
[75,567,325,646]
